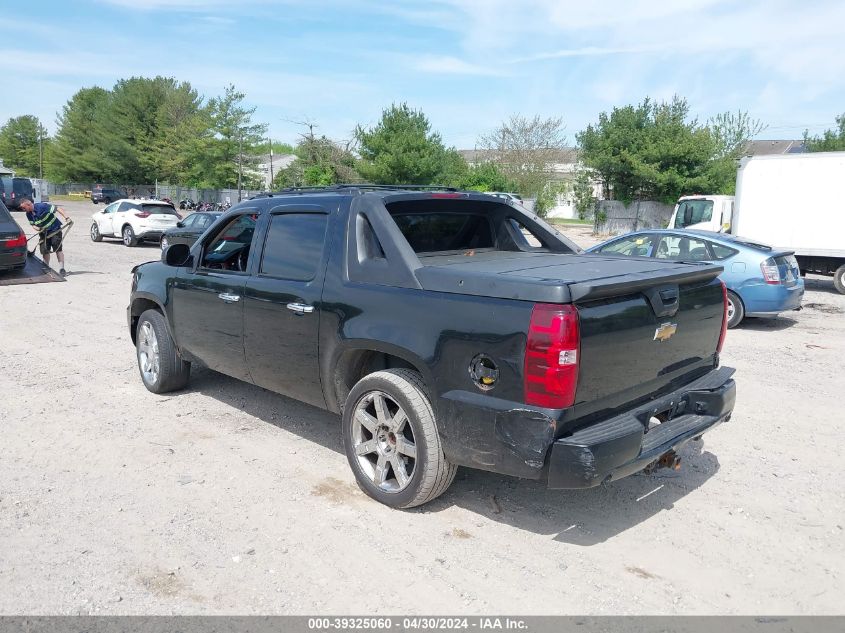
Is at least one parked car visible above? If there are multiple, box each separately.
[0,176,13,209]
[129,186,735,509]
[90,199,180,247]
[0,200,27,271]
[91,186,127,205]
[159,211,221,251]
[486,192,524,205]
[587,229,803,328]
[0,177,36,210]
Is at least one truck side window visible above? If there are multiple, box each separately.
[260,213,328,280]
[356,213,385,261]
[201,214,257,271]
[508,218,544,248]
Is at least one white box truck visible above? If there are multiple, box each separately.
[668,152,845,293]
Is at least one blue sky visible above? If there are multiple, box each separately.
[3,0,844,148]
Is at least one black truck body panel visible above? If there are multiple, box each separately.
[129,187,735,487]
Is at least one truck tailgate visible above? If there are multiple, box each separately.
[416,252,724,423]
[574,274,724,421]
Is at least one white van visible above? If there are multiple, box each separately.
[667,153,845,293]
[668,194,734,232]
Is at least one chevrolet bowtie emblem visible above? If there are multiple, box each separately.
[654,322,678,342]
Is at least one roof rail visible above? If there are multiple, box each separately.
[334,184,460,192]
[247,184,460,199]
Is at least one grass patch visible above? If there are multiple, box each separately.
[49,194,90,202]
[548,218,592,226]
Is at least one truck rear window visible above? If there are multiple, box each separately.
[392,213,494,254]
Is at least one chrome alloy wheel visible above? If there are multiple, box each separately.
[351,391,417,493]
[727,297,736,322]
[138,321,160,385]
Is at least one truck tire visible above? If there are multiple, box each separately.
[342,369,456,509]
[122,225,138,247]
[727,290,744,329]
[834,264,845,295]
[136,309,190,394]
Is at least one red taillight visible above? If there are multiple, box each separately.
[2,233,26,248]
[524,303,580,408]
[717,280,728,353]
[429,192,464,198]
[760,257,781,284]
[134,212,151,218]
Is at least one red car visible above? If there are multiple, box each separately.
[0,201,27,271]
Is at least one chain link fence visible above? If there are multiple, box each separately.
[43,182,264,204]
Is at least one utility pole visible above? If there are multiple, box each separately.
[38,123,44,180]
[268,134,274,189]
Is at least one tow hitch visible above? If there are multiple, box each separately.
[645,450,682,473]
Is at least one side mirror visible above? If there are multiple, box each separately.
[176,221,184,228]
[163,243,192,267]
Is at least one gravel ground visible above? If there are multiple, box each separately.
[1,201,843,615]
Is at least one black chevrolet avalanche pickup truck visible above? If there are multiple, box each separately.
[128,186,736,508]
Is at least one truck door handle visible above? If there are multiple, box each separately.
[218,293,240,303]
[287,302,314,314]
[659,289,679,304]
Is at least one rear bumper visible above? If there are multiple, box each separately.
[547,366,735,488]
[136,228,168,240]
[0,249,27,270]
[741,281,803,316]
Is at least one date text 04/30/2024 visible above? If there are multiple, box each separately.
[307,617,528,630]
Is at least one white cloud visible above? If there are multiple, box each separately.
[426,0,845,94]
[414,55,506,76]
[97,0,234,9]
[510,45,658,63]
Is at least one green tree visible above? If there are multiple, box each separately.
[147,80,210,184]
[454,161,517,192]
[534,182,568,218]
[205,84,268,191]
[270,141,296,155]
[577,96,716,203]
[99,76,201,182]
[355,103,451,184]
[571,168,595,220]
[0,115,46,177]
[706,110,765,194]
[49,86,111,182]
[273,135,360,188]
[478,114,568,197]
[804,113,845,152]
[49,78,210,184]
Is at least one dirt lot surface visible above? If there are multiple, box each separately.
[1,201,843,614]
